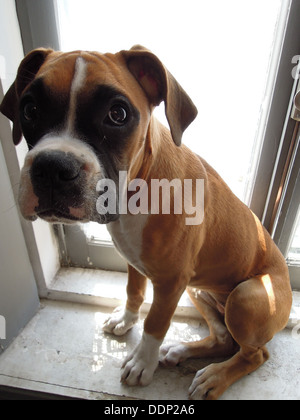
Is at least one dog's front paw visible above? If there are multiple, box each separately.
[102,307,139,336]
[121,332,162,386]
[159,343,188,366]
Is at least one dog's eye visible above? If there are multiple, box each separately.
[107,105,127,126]
[23,102,38,122]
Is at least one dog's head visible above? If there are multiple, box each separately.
[0,46,197,224]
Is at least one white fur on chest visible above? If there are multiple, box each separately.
[107,214,148,276]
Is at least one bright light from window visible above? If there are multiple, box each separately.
[57,0,281,204]
[288,207,300,263]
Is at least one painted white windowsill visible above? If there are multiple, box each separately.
[0,262,299,400]
[48,267,300,328]
[47,267,200,319]
[0,293,299,400]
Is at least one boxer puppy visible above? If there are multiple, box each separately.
[0,46,292,400]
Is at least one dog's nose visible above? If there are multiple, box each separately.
[31,150,82,188]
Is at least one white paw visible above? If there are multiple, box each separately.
[102,307,139,336]
[159,343,188,366]
[121,333,162,386]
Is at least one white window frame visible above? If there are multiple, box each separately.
[9,0,300,292]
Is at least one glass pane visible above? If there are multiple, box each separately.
[57,0,282,241]
[83,222,112,243]
[288,207,300,263]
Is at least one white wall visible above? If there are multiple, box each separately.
[0,139,39,350]
[0,0,52,351]
[0,0,60,295]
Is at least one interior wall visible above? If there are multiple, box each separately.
[0,0,39,352]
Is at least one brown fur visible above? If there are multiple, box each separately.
[0,46,292,400]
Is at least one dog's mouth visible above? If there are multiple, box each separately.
[35,206,119,225]
[36,208,84,223]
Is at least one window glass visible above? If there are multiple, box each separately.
[288,207,300,263]
[57,0,282,241]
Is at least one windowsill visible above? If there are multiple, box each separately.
[48,267,300,324]
[0,293,299,400]
[1,262,299,400]
[47,267,201,319]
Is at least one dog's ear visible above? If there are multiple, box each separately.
[0,48,53,145]
[121,45,198,146]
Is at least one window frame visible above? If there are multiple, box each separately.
[248,0,300,223]
[15,0,300,290]
[15,0,60,54]
[273,134,300,288]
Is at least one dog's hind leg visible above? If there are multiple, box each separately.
[189,273,292,400]
[160,288,237,366]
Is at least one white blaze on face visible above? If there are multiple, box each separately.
[17,56,108,223]
[66,57,87,136]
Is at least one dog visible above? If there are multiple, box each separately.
[0,46,292,400]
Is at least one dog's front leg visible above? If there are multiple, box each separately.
[103,265,147,336]
[121,280,186,386]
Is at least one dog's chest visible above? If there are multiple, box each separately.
[107,214,148,276]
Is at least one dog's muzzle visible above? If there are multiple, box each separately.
[17,136,118,224]
[30,150,85,221]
